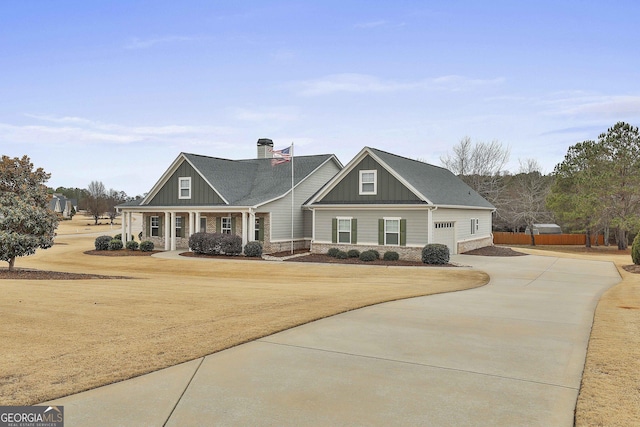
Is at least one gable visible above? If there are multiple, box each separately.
[318,154,422,204]
[147,159,226,206]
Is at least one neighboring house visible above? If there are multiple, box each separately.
[524,224,562,235]
[117,139,343,252]
[49,194,77,218]
[305,147,495,260]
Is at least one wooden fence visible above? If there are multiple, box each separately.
[493,232,604,246]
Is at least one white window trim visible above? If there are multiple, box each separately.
[222,217,232,234]
[175,216,183,237]
[178,177,192,199]
[200,216,207,233]
[471,218,479,235]
[359,170,377,195]
[254,218,261,241]
[384,217,401,246]
[150,216,160,237]
[337,216,352,244]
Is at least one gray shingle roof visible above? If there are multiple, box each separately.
[369,147,495,209]
[183,153,335,206]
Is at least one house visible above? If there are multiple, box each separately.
[524,224,562,235]
[117,139,343,252]
[49,194,77,218]
[305,147,495,260]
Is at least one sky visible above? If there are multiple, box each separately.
[1,1,639,197]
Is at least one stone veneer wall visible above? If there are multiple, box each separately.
[311,243,423,262]
[457,236,493,254]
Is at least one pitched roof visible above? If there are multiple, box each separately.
[308,147,494,209]
[129,152,340,208]
[368,148,494,208]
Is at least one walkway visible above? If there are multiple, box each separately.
[45,254,620,426]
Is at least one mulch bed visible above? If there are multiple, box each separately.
[179,252,262,260]
[285,253,455,267]
[463,246,528,257]
[0,268,132,280]
[622,265,640,274]
[84,250,162,256]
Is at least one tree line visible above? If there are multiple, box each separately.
[441,122,640,249]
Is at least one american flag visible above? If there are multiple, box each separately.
[269,146,292,166]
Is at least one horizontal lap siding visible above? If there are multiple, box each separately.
[315,209,428,246]
[432,208,492,242]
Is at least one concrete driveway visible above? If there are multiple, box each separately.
[46,254,620,426]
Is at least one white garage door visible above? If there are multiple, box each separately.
[433,221,456,254]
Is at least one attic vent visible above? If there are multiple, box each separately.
[257,138,274,159]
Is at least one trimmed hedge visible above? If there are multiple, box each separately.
[422,244,450,264]
[244,241,263,257]
[383,251,399,261]
[189,232,242,255]
[95,235,112,251]
[359,250,377,262]
[371,249,380,259]
[335,250,348,259]
[140,241,155,252]
[632,233,640,265]
[347,249,361,258]
[126,240,139,251]
[108,239,123,251]
[327,248,340,257]
[114,233,134,242]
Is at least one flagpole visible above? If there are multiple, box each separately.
[290,142,294,254]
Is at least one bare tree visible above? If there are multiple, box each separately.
[509,159,554,245]
[106,189,128,225]
[440,136,510,205]
[85,181,108,225]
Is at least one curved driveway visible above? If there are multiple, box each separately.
[47,254,620,426]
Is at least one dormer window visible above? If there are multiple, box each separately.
[359,170,377,195]
[178,177,191,199]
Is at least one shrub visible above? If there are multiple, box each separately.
[220,234,242,255]
[139,241,155,252]
[108,239,123,251]
[126,240,139,251]
[632,233,640,265]
[114,233,134,241]
[327,248,340,257]
[371,249,380,259]
[95,235,112,251]
[422,244,450,265]
[347,249,360,258]
[244,241,263,257]
[335,250,348,259]
[383,251,400,261]
[359,250,377,262]
[189,232,209,254]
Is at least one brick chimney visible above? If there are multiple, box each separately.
[257,138,274,159]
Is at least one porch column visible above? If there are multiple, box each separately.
[188,211,195,236]
[121,211,126,243]
[195,212,201,233]
[126,212,132,243]
[241,211,248,247]
[164,211,171,250]
[427,208,434,244]
[170,212,177,251]
[249,211,256,242]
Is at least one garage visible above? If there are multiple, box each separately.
[433,221,456,254]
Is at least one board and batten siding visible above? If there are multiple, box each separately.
[147,161,225,206]
[264,159,341,241]
[318,155,422,203]
[315,209,429,246]
[432,208,492,243]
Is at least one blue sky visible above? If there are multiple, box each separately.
[1,1,639,196]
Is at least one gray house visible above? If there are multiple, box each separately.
[49,194,77,218]
[118,140,342,252]
[306,147,495,259]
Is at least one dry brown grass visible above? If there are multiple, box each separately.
[512,245,640,427]
[0,216,488,406]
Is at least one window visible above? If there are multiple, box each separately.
[150,216,159,237]
[178,177,191,199]
[200,217,207,233]
[384,218,400,245]
[254,218,261,241]
[337,218,352,244]
[471,218,479,235]
[359,170,377,195]
[221,217,232,234]
[175,216,183,237]
[435,222,454,229]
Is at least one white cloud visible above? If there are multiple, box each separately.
[124,35,200,50]
[292,73,504,96]
[354,20,388,29]
[552,95,640,117]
